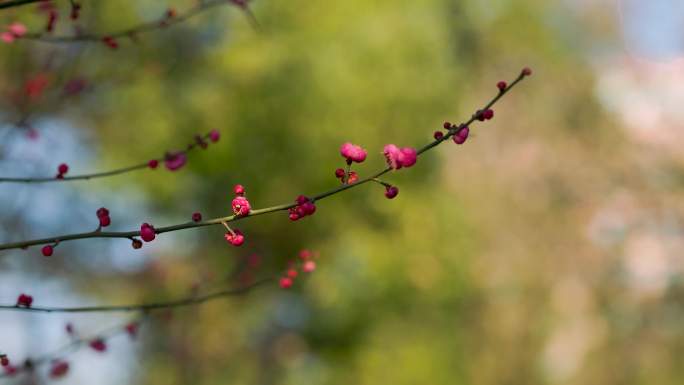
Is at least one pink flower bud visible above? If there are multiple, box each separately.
[164,152,187,171]
[384,186,399,199]
[209,129,220,143]
[42,245,53,256]
[225,229,244,246]
[232,196,251,216]
[140,223,156,242]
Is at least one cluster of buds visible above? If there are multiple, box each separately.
[148,130,221,171]
[27,319,140,380]
[288,195,316,221]
[279,249,319,289]
[436,122,471,144]
[335,168,358,183]
[337,142,367,184]
[223,184,251,246]
[476,108,494,121]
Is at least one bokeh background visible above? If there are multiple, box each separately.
[1,0,683,384]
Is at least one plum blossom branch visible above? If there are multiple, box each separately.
[0,69,530,252]
[0,315,144,379]
[0,275,280,378]
[16,0,257,46]
[0,129,221,183]
[0,277,272,314]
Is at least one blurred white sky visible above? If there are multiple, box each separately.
[619,0,684,60]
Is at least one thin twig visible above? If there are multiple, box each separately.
[0,277,272,313]
[0,278,272,378]
[0,0,45,10]
[18,0,254,44]
[0,131,215,183]
[0,315,144,379]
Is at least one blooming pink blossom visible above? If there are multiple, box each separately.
[383,144,417,170]
[225,229,245,246]
[232,196,251,216]
[340,142,367,163]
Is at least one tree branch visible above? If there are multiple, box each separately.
[0,0,45,11]
[19,0,256,44]
[0,315,142,379]
[0,277,272,313]
[0,70,529,252]
[0,277,271,378]
[0,130,217,183]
